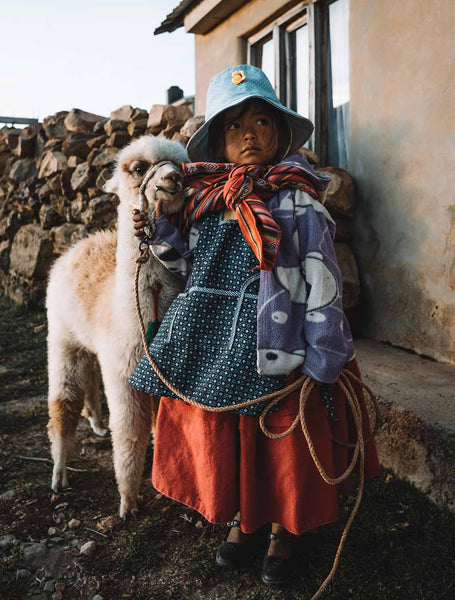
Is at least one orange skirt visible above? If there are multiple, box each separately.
[151,359,380,535]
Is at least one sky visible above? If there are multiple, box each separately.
[0,0,195,122]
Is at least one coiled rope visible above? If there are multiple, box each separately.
[134,243,379,600]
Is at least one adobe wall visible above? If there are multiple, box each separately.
[187,0,454,363]
[349,0,454,363]
[189,0,300,114]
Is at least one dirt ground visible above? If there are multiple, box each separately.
[1,293,455,600]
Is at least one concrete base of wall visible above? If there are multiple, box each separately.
[356,339,455,511]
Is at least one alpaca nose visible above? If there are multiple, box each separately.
[164,170,181,184]
[154,167,183,198]
[162,170,182,191]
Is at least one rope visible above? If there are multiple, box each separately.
[134,252,379,600]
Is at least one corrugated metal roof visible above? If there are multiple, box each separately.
[154,0,203,35]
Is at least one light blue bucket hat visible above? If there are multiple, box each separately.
[186,64,314,162]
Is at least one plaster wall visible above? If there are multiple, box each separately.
[187,0,301,114]
[184,0,454,364]
[349,0,455,363]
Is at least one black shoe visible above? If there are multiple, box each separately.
[215,520,250,568]
[262,532,294,585]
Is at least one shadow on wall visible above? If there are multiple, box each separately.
[351,117,455,364]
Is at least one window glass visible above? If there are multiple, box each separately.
[295,24,309,118]
[254,36,275,90]
[327,0,350,168]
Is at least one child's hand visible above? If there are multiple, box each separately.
[132,209,150,238]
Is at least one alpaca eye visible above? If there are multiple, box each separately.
[130,162,148,178]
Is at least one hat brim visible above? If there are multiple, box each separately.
[186,95,314,162]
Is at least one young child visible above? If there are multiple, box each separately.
[131,65,380,587]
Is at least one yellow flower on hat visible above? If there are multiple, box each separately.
[232,70,246,85]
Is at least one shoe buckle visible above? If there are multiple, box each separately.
[227,519,241,528]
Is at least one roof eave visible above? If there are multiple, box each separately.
[154,0,201,35]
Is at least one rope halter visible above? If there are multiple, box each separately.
[139,160,183,214]
[138,161,182,243]
[136,160,183,262]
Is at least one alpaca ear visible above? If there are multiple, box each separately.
[104,173,119,194]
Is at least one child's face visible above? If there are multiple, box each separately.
[220,100,281,165]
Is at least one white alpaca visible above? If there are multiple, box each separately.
[46,135,187,517]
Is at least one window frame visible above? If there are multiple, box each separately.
[246,0,344,166]
[247,3,308,109]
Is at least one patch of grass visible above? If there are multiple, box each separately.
[0,293,47,404]
[304,474,455,600]
[0,403,48,434]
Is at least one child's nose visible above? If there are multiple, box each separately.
[243,127,257,140]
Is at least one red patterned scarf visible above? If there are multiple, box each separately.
[182,162,319,271]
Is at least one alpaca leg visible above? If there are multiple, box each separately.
[81,359,108,437]
[101,364,152,517]
[150,394,160,443]
[48,341,93,492]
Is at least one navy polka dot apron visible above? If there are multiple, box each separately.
[129,211,286,416]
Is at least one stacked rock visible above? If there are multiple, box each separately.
[0,102,197,304]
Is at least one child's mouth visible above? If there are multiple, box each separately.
[242,146,261,153]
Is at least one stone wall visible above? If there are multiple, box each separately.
[0,103,201,305]
[0,105,359,323]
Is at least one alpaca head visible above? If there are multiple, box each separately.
[105,135,188,217]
